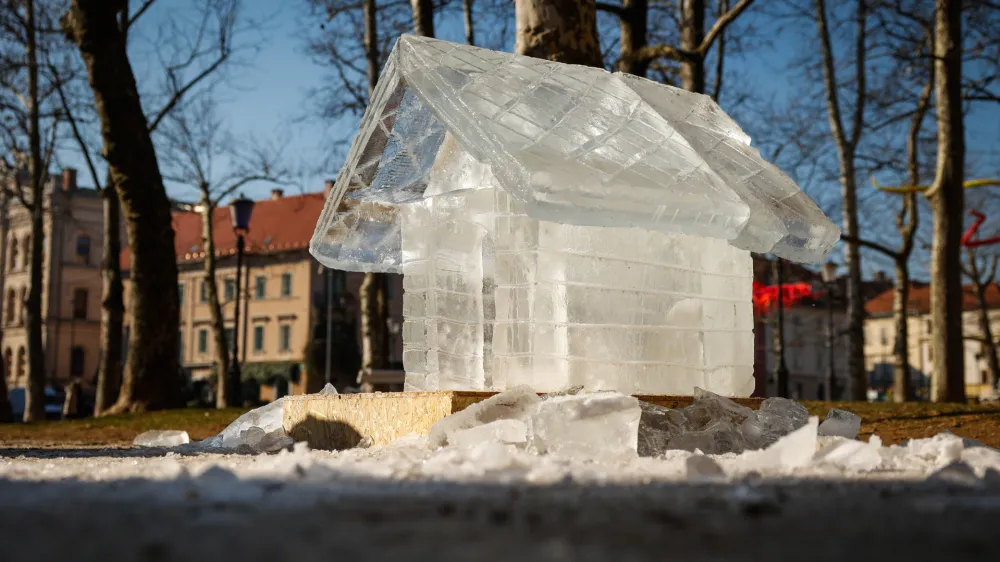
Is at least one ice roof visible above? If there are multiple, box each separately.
[311,34,840,273]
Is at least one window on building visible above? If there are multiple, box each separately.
[253,325,265,353]
[224,278,236,301]
[255,276,267,299]
[16,346,26,377]
[794,382,804,400]
[4,289,14,324]
[279,324,291,352]
[76,235,91,265]
[817,383,825,400]
[280,273,292,297]
[17,287,25,324]
[880,327,888,346]
[7,235,17,271]
[200,280,208,303]
[198,329,209,354]
[2,348,11,380]
[21,235,29,269]
[225,328,235,352]
[72,288,88,320]
[70,346,85,377]
[178,283,185,307]
[926,319,932,334]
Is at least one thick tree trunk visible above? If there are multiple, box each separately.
[928,0,965,403]
[618,0,649,77]
[356,0,386,393]
[679,0,706,93]
[200,200,231,408]
[411,0,434,37]
[892,262,911,402]
[364,0,379,91]
[840,161,866,401]
[463,0,475,45]
[358,272,377,391]
[515,0,603,67]
[0,190,10,421]
[24,0,47,423]
[63,1,183,412]
[94,185,124,415]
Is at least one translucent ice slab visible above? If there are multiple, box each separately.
[310,34,839,272]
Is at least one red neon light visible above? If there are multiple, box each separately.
[752,281,816,316]
[962,210,1000,248]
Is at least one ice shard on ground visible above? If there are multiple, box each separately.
[311,34,839,396]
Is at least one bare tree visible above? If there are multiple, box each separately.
[812,0,868,401]
[597,0,753,90]
[516,0,603,67]
[927,0,965,402]
[963,245,999,393]
[59,0,251,413]
[410,0,433,36]
[462,0,475,44]
[0,180,9,420]
[159,95,289,408]
[0,0,68,421]
[62,0,185,412]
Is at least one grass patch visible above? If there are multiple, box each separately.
[0,408,247,447]
[1,400,999,449]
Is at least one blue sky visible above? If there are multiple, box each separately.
[58,0,999,280]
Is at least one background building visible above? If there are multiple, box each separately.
[751,256,891,400]
[2,169,108,393]
[864,283,1000,400]
[121,188,404,403]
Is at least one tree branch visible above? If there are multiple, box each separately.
[48,62,102,192]
[840,234,900,259]
[127,0,158,31]
[848,0,867,149]
[596,2,625,17]
[698,0,754,56]
[147,54,228,134]
[814,0,849,151]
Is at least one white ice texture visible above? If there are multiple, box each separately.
[133,430,190,448]
[200,397,293,453]
[818,408,862,439]
[311,35,839,396]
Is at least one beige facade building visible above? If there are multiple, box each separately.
[122,189,403,403]
[864,283,1000,399]
[1,169,106,392]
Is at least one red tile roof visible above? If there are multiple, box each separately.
[865,283,1000,316]
[121,192,326,270]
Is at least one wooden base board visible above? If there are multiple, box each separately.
[283,391,763,450]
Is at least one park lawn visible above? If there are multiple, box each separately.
[0,408,246,448]
[0,400,998,448]
[803,400,1000,447]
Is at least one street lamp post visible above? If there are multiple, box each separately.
[229,194,255,407]
[821,261,839,401]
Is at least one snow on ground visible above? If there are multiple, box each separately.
[3,429,999,489]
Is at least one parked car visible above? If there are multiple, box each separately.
[8,386,65,422]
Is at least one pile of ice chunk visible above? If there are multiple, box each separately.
[636,387,834,456]
[127,383,1000,485]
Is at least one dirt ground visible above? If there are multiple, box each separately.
[0,400,998,448]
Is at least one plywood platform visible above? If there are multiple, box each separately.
[283,391,764,450]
